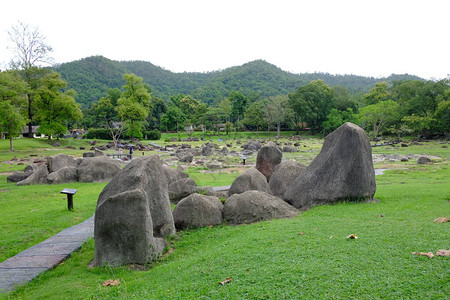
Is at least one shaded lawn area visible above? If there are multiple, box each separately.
[6,164,449,299]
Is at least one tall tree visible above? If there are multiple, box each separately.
[332,86,358,111]
[219,98,232,122]
[264,95,294,137]
[322,108,356,135]
[244,101,265,132]
[363,82,392,105]
[201,106,226,133]
[8,22,53,137]
[34,72,82,140]
[288,80,333,133]
[179,95,205,127]
[169,93,185,107]
[161,106,186,132]
[357,100,401,137]
[147,96,167,130]
[229,91,248,123]
[392,79,450,135]
[0,71,28,151]
[116,73,151,139]
[95,88,123,147]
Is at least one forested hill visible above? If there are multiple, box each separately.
[54,56,423,107]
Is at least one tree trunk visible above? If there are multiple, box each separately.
[9,137,14,152]
[27,93,33,138]
[277,122,281,138]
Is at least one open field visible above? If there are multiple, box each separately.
[0,133,449,298]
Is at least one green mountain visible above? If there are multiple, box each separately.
[54,56,423,107]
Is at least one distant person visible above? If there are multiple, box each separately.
[119,147,123,157]
[129,146,133,159]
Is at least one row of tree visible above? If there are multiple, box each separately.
[1,22,449,153]
[2,63,449,153]
[79,74,449,141]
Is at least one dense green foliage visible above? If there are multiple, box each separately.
[33,72,82,138]
[0,71,28,151]
[54,56,423,108]
[2,53,447,142]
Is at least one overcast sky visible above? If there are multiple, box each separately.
[1,0,448,80]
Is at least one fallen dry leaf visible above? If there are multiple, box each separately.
[377,214,385,217]
[436,249,450,257]
[102,279,120,287]
[434,217,450,223]
[346,234,358,239]
[219,278,232,286]
[412,252,434,259]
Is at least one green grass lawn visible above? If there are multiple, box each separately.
[4,162,449,299]
[0,177,107,262]
[1,134,448,298]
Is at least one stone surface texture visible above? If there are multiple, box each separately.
[284,122,376,210]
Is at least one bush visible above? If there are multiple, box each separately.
[145,129,161,140]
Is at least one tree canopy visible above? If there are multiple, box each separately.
[33,72,82,139]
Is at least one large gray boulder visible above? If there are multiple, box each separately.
[7,164,38,183]
[417,156,431,164]
[269,160,306,200]
[97,155,175,237]
[77,156,121,183]
[94,189,166,266]
[168,178,198,203]
[17,164,49,186]
[220,146,229,155]
[256,142,282,182]
[178,152,194,163]
[172,193,223,230]
[282,145,299,153]
[47,153,77,173]
[201,145,212,156]
[24,164,38,175]
[223,191,298,225]
[94,148,105,156]
[284,122,376,210]
[163,165,189,185]
[242,140,261,151]
[47,166,78,184]
[228,168,272,196]
[7,171,29,183]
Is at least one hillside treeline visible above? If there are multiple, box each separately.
[1,59,448,153]
[54,56,423,108]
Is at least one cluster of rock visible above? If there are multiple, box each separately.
[7,153,122,185]
[95,122,376,266]
[372,153,437,164]
[157,138,300,167]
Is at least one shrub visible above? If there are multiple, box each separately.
[145,129,161,140]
